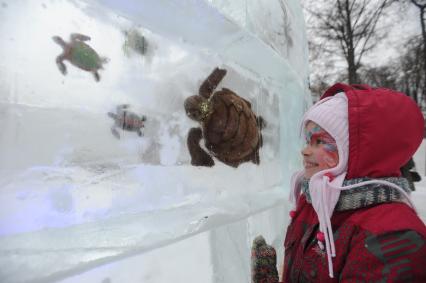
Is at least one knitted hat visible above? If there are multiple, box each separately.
[304,92,349,182]
[290,92,349,213]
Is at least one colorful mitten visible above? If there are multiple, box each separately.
[251,235,279,283]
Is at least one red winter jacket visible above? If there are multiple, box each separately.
[282,84,426,282]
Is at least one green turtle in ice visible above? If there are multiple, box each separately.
[108,104,147,139]
[52,33,108,82]
[122,29,146,57]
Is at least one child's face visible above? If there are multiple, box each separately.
[302,121,339,178]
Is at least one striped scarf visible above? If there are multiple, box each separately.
[301,177,412,211]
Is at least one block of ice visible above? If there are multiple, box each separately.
[0,0,309,282]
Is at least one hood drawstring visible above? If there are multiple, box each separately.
[310,174,338,277]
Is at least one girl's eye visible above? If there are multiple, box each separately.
[316,139,325,145]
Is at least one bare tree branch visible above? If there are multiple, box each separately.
[305,0,393,84]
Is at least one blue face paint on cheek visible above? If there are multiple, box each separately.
[305,125,323,144]
[324,143,337,153]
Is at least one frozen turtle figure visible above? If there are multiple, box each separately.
[52,33,108,82]
[184,67,264,167]
[122,29,146,57]
[107,104,147,139]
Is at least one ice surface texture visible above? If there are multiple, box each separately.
[0,0,309,282]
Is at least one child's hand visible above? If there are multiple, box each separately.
[251,235,279,283]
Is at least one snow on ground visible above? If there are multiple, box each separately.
[412,181,426,223]
[411,139,426,223]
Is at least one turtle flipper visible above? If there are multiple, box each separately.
[101,57,109,64]
[199,67,227,99]
[256,116,266,130]
[250,149,260,165]
[107,112,117,119]
[117,104,130,111]
[111,127,120,139]
[243,138,261,165]
[93,71,100,82]
[71,33,91,42]
[56,55,67,75]
[187,127,214,167]
[256,116,264,148]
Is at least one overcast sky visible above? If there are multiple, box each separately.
[301,1,423,84]
[366,2,420,64]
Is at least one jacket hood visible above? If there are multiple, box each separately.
[322,83,424,179]
[289,83,424,279]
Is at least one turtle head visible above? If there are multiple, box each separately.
[184,95,211,122]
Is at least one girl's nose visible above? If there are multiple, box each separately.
[301,145,311,156]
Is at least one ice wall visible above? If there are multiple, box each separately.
[0,0,310,282]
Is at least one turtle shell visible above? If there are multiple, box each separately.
[121,112,144,131]
[69,41,103,71]
[203,88,260,165]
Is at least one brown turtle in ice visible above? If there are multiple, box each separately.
[184,67,264,167]
[108,104,147,139]
[52,33,108,82]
